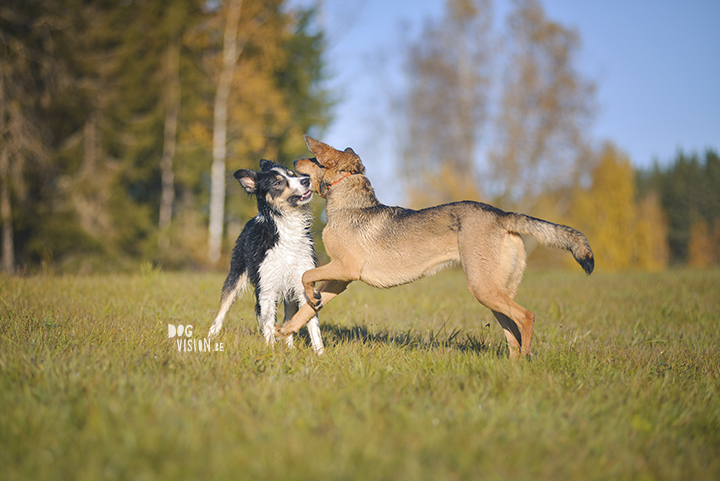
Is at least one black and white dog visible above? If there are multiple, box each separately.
[207,159,323,353]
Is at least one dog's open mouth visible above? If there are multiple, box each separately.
[290,190,312,205]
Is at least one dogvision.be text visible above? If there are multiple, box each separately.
[168,324,224,353]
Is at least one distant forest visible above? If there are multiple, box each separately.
[1,0,717,274]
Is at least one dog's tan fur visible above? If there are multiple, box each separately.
[277,136,594,358]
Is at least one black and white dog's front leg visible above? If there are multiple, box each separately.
[284,296,324,354]
[256,291,293,348]
[306,313,323,354]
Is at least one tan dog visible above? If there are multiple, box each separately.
[277,135,594,358]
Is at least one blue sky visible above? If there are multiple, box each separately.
[297,0,719,202]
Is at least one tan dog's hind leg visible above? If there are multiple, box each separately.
[469,287,535,359]
[491,308,535,359]
[463,257,535,358]
[277,280,351,337]
[461,230,535,358]
[491,310,522,358]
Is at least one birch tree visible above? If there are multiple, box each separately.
[488,0,595,212]
[205,0,321,264]
[398,0,493,207]
[208,0,244,264]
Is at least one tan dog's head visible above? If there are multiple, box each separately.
[294,135,365,197]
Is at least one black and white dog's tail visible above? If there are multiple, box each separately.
[208,270,249,339]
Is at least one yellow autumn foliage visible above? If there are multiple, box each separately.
[634,191,669,271]
[687,219,716,268]
[406,163,483,209]
[569,143,668,272]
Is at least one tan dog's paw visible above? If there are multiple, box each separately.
[275,325,291,339]
[307,289,324,310]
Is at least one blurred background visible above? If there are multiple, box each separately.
[1,0,718,274]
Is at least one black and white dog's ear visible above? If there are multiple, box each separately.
[259,159,275,172]
[234,169,257,194]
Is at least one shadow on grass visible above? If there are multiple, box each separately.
[296,323,502,356]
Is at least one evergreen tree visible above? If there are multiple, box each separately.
[638,149,720,266]
[0,0,81,272]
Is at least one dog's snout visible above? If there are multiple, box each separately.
[301,176,310,188]
[293,159,298,169]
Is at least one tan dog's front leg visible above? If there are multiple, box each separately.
[277,280,350,338]
[302,261,356,310]
[276,303,317,338]
[303,269,324,310]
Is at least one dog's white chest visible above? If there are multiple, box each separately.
[258,213,314,293]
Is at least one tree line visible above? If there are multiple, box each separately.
[2,0,716,274]
[1,0,331,273]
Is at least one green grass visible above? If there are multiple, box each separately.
[1,268,719,480]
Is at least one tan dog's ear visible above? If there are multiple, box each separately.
[303,135,366,174]
[339,147,365,175]
[303,135,334,160]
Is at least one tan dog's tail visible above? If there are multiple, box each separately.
[501,213,594,274]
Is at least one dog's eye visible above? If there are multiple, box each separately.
[273,179,284,188]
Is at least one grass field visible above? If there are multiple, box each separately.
[1,268,719,480]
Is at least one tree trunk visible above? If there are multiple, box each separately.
[0,147,14,274]
[208,0,243,264]
[159,39,181,235]
[0,73,14,274]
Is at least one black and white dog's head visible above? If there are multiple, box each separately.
[234,159,313,212]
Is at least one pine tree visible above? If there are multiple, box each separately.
[0,0,73,272]
[650,150,719,265]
